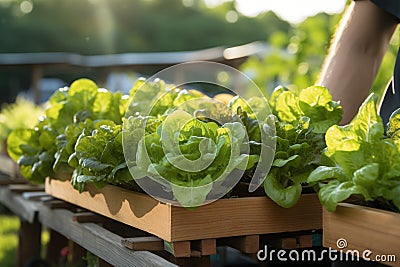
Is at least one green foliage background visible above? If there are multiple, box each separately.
[0,0,398,104]
[241,13,399,98]
[0,0,290,54]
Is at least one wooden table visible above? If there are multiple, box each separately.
[0,184,177,267]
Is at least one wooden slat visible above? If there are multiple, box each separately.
[22,191,50,201]
[191,239,216,256]
[9,184,44,193]
[43,199,76,210]
[122,236,164,251]
[164,241,191,258]
[217,235,259,254]
[46,178,322,242]
[72,212,107,223]
[102,219,149,239]
[0,178,26,185]
[324,204,400,267]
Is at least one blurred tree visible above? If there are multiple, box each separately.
[0,0,291,53]
[0,0,291,103]
[4,0,394,104]
[241,12,341,95]
[241,9,398,99]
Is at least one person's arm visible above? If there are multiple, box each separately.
[318,0,398,124]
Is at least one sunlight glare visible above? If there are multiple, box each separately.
[88,0,116,53]
[205,0,347,23]
[20,0,33,14]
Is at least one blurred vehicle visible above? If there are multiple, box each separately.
[105,71,142,94]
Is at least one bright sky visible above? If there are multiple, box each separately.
[204,0,347,24]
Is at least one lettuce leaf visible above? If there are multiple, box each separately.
[8,79,129,184]
[308,94,400,212]
[261,86,342,208]
[129,109,250,207]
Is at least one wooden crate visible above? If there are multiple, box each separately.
[324,203,400,266]
[45,178,322,242]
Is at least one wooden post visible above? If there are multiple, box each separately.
[31,65,42,104]
[69,241,87,265]
[17,218,42,267]
[45,229,69,266]
[164,241,191,257]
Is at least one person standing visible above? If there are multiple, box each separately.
[319,0,399,125]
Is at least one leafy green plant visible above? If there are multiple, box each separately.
[123,79,259,207]
[7,77,344,209]
[0,97,44,151]
[128,112,251,207]
[69,119,136,192]
[265,85,342,208]
[308,94,400,212]
[7,79,128,183]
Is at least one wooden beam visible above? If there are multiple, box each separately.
[0,178,26,185]
[21,192,50,201]
[0,187,38,222]
[37,207,176,267]
[9,184,44,193]
[0,186,177,266]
